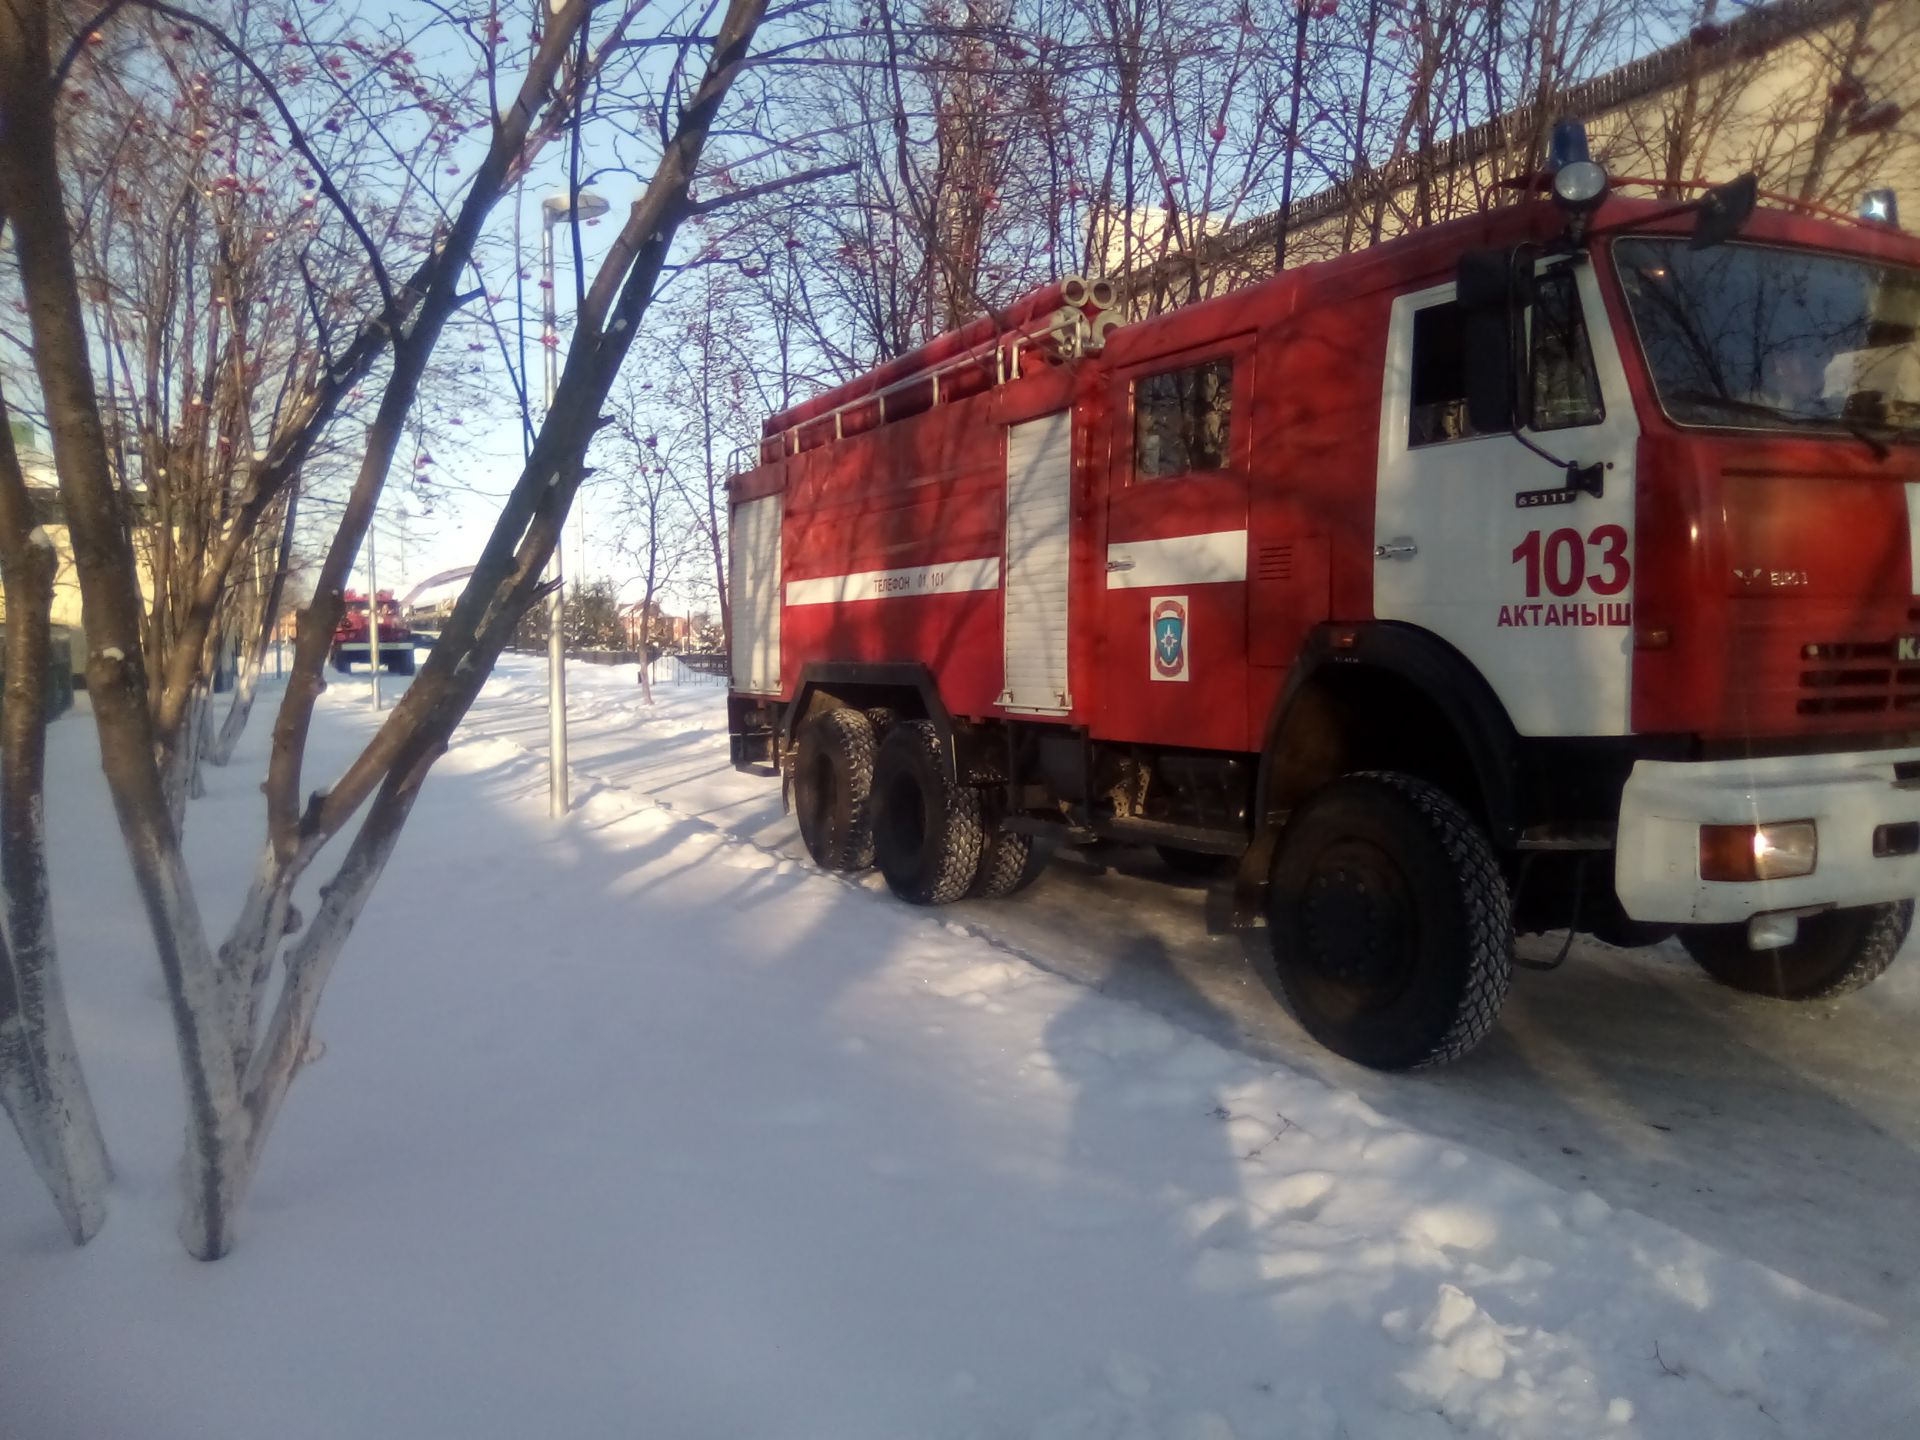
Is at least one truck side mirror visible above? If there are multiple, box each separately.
[1456,248,1527,434]
[1690,173,1757,250]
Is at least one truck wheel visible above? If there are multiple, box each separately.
[1265,772,1512,1070]
[794,708,878,872]
[872,719,982,905]
[1678,901,1912,1000]
[331,647,351,674]
[970,818,1036,899]
[389,648,416,676]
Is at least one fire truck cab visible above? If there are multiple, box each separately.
[728,130,1920,1070]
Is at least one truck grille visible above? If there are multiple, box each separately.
[1798,639,1920,717]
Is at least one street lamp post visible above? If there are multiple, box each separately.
[540,187,610,819]
[367,518,382,712]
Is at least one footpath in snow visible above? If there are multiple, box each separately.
[2,662,1915,1439]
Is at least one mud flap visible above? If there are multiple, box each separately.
[1230,819,1283,929]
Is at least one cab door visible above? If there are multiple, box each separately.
[1371,258,1641,736]
[1100,336,1254,750]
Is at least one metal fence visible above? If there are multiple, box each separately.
[500,645,731,687]
[647,652,731,688]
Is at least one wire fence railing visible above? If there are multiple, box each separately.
[647,651,731,688]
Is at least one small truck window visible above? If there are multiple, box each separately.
[1134,359,1233,478]
[1407,301,1484,446]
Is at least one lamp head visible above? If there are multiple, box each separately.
[544,188,611,223]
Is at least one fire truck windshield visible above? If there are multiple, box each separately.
[1615,237,1920,444]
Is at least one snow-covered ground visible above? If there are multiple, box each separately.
[466,659,1920,1331]
[4,656,1917,1439]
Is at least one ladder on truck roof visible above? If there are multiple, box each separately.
[756,276,1118,466]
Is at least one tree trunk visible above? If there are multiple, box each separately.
[0,393,112,1246]
[0,0,247,1259]
[238,789,416,1178]
[188,682,213,800]
[1274,2,1310,273]
[1344,0,1382,254]
[208,487,298,769]
[207,653,261,768]
[161,685,210,827]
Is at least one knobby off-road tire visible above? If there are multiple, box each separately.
[970,814,1036,899]
[794,708,879,872]
[872,719,983,905]
[1679,900,1912,1000]
[1266,771,1513,1070]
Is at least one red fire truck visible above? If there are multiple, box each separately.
[330,590,416,675]
[727,125,1920,1069]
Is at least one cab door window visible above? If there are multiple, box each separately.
[1406,270,1604,447]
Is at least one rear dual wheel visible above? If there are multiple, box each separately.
[970,821,1036,900]
[793,710,1033,903]
[793,708,879,872]
[871,720,983,905]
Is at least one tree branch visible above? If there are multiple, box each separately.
[686,160,854,216]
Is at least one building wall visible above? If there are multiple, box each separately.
[1156,0,1919,298]
[6,444,156,678]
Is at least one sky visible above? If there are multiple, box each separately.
[338,3,730,619]
[357,187,654,610]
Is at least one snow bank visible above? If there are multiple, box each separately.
[2,671,1914,1439]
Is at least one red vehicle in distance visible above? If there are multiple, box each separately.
[330,590,416,675]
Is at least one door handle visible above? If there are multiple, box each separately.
[1106,558,1135,572]
[1374,538,1418,560]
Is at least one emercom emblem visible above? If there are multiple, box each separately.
[1151,595,1189,682]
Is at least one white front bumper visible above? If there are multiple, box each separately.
[1615,744,1920,925]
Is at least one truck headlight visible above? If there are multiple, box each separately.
[1699,821,1817,882]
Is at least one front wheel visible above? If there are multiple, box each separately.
[1265,772,1512,1070]
[1678,901,1912,1000]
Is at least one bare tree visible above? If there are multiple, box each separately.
[637,266,770,649]
[603,369,704,701]
[35,3,496,813]
[0,0,835,1258]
